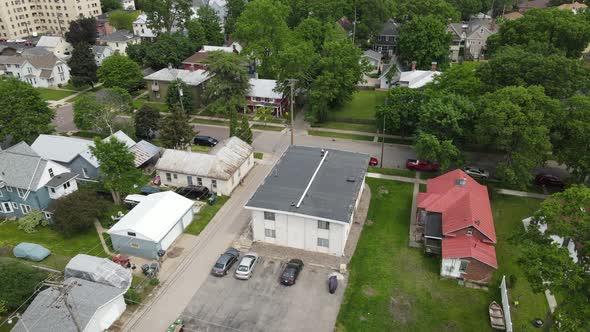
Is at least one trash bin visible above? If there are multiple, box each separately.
[208,193,216,205]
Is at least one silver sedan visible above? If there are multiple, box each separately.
[234,252,259,280]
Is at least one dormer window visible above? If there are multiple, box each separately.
[48,168,54,177]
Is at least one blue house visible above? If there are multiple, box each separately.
[0,142,79,219]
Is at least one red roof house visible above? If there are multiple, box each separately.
[417,169,498,284]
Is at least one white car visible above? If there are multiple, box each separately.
[464,166,489,179]
[234,252,259,280]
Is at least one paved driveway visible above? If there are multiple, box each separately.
[182,256,346,332]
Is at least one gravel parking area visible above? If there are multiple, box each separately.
[181,255,346,332]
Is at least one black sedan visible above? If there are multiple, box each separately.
[280,259,304,286]
[211,248,240,277]
[534,174,565,188]
[174,185,210,200]
[193,135,219,147]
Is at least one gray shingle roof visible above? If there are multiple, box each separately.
[129,140,161,167]
[245,146,369,223]
[31,135,94,163]
[11,278,125,332]
[0,142,47,190]
[45,172,77,188]
[101,30,138,42]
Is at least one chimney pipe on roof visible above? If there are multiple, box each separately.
[431,62,438,71]
[411,61,416,71]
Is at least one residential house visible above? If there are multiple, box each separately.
[121,0,136,10]
[558,2,587,14]
[523,217,580,264]
[417,169,498,284]
[246,78,289,116]
[0,53,69,88]
[448,13,497,62]
[92,45,114,66]
[132,13,157,41]
[336,16,353,37]
[378,62,400,89]
[108,191,195,258]
[35,36,73,59]
[97,13,115,38]
[362,49,383,72]
[144,67,211,107]
[11,278,126,332]
[31,131,161,182]
[372,18,399,57]
[380,61,440,89]
[155,137,254,196]
[245,146,369,256]
[182,42,242,71]
[0,142,78,219]
[99,30,140,55]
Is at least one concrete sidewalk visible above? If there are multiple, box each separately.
[496,189,548,199]
[366,172,426,184]
[47,83,102,107]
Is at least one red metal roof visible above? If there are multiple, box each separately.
[417,169,496,243]
[442,236,498,268]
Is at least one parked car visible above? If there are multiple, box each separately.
[535,174,564,188]
[211,248,240,277]
[369,157,379,166]
[140,186,161,195]
[405,159,440,172]
[234,252,259,280]
[280,259,304,286]
[463,166,489,179]
[175,185,210,200]
[123,194,146,208]
[193,135,219,147]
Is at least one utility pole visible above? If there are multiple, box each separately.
[178,87,185,115]
[380,115,385,168]
[287,79,297,145]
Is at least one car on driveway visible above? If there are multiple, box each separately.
[175,185,210,200]
[406,159,440,172]
[369,157,379,166]
[193,135,219,147]
[535,174,565,188]
[235,252,259,280]
[280,259,304,286]
[212,248,240,277]
[463,166,489,179]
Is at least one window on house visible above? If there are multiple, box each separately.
[43,211,52,219]
[211,179,217,189]
[63,181,70,189]
[16,188,26,198]
[264,211,275,220]
[187,176,193,185]
[166,173,171,181]
[20,204,31,214]
[155,91,160,99]
[1,202,13,213]
[318,220,330,230]
[459,261,469,273]
[127,231,136,236]
[197,177,202,186]
[82,167,88,178]
[11,202,17,209]
[50,187,55,193]
[264,228,276,238]
[173,174,178,179]
[48,168,54,177]
[466,228,473,236]
[317,238,329,247]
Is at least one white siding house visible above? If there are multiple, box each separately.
[155,137,254,196]
[35,36,73,58]
[245,146,369,256]
[100,30,140,55]
[0,53,70,87]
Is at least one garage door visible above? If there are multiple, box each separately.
[160,220,183,251]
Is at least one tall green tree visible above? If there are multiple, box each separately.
[97,87,133,115]
[475,86,559,188]
[282,0,348,28]
[417,93,476,142]
[391,0,460,23]
[197,6,224,46]
[225,0,247,34]
[53,188,110,236]
[203,51,250,116]
[398,15,452,69]
[487,8,590,58]
[68,42,98,88]
[166,79,194,114]
[229,108,239,137]
[101,0,122,12]
[0,262,47,311]
[125,42,147,66]
[186,19,206,50]
[0,79,54,143]
[141,0,193,33]
[236,114,253,144]
[447,0,490,19]
[108,10,140,31]
[413,131,463,170]
[375,87,427,137]
[477,46,589,99]
[554,95,590,183]
[159,105,194,149]
[134,104,161,140]
[426,62,482,99]
[144,33,196,70]
[97,54,144,91]
[234,0,291,77]
[73,94,106,132]
[90,136,143,203]
[65,17,98,45]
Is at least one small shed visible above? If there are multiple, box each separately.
[64,254,132,290]
[107,191,195,258]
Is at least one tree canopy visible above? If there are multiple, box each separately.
[68,42,98,88]
[108,10,140,31]
[0,79,54,143]
[101,0,122,12]
[134,104,161,140]
[225,0,247,34]
[197,6,224,46]
[144,32,196,70]
[0,261,47,310]
[159,105,194,149]
[141,0,192,33]
[166,79,194,114]
[417,93,475,142]
[414,131,463,171]
[53,187,111,236]
[398,15,452,70]
[203,51,250,116]
[426,62,482,99]
[90,136,143,203]
[97,54,144,91]
[375,87,427,137]
[391,0,460,23]
[65,17,98,45]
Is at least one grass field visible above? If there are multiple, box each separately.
[185,196,229,236]
[315,121,377,133]
[254,152,264,160]
[328,90,387,121]
[367,166,416,178]
[36,88,76,101]
[337,179,547,332]
[132,98,169,112]
[308,130,374,141]
[191,145,211,153]
[251,124,284,131]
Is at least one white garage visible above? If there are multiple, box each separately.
[108,191,195,258]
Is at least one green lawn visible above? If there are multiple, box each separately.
[308,130,374,141]
[337,178,493,332]
[191,145,211,153]
[0,221,106,258]
[185,196,229,235]
[315,121,377,133]
[328,90,387,121]
[36,88,76,101]
[490,194,547,331]
[367,166,416,178]
[62,82,91,91]
[254,152,264,160]
[251,124,284,132]
[191,118,229,126]
[132,98,169,112]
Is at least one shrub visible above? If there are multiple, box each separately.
[17,211,44,233]
[149,278,160,286]
[52,188,110,237]
[124,288,141,305]
[0,261,47,310]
